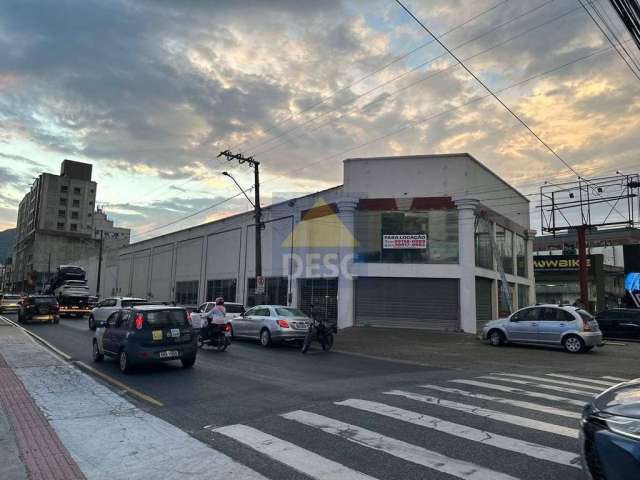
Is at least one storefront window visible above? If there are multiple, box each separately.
[517,284,530,308]
[498,280,514,317]
[246,276,288,307]
[475,217,492,269]
[355,210,458,264]
[516,234,527,277]
[206,279,237,302]
[495,225,514,274]
[175,280,199,306]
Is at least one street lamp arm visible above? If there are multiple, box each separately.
[222,171,255,208]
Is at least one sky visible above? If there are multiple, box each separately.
[1,0,639,241]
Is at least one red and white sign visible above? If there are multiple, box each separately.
[383,234,427,249]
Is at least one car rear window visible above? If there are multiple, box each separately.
[577,309,594,321]
[33,297,56,305]
[142,309,189,328]
[225,304,244,314]
[275,307,306,317]
[123,300,147,307]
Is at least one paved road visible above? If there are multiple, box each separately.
[8,313,621,480]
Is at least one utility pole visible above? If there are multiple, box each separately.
[96,230,104,298]
[576,226,589,310]
[218,150,263,304]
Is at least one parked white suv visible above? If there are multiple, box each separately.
[88,297,148,330]
[482,304,603,353]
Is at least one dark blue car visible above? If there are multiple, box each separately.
[581,379,640,479]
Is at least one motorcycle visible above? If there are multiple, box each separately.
[198,322,232,351]
[301,318,337,353]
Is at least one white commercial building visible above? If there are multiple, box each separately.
[98,154,534,334]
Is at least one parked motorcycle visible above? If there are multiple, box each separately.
[301,318,337,353]
[198,322,232,351]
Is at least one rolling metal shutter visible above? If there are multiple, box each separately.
[355,277,459,330]
[298,278,338,324]
[475,277,493,331]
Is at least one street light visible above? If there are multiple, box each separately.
[221,171,255,207]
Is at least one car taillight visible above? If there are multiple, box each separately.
[187,312,192,324]
[276,319,290,328]
[134,313,144,330]
[583,318,592,331]
[224,323,232,332]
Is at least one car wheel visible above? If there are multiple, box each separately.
[260,329,272,348]
[181,356,196,368]
[563,335,585,353]
[52,315,59,324]
[119,350,131,373]
[488,329,505,347]
[92,341,104,362]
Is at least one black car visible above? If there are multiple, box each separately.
[595,308,640,340]
[92,305,197,373]
[581,379,640,479]
[17,295,59,324]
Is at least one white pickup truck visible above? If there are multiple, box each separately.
[189,302,245,328]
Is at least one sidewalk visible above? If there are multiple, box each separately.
[334,326,640,376]
[0,317,267,480]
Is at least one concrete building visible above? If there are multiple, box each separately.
[84,154,534,334]
[92,207,131,249]
[13,160,100,291]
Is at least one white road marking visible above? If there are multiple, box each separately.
[334,399,580,468]
[282,410,520,480]
[479,376,596,396]
[419,384,580,419]
[385,390,578,438]
[450,379,587,407]
[602,376,632,382]
[493,373,605,391]
[213,424,377,480]
[545,374,619,387]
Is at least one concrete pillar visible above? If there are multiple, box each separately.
[336,198,359,330]
[526,229,536,304]
[454,198,479,333]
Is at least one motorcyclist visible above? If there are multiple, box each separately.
[205,297,226,337]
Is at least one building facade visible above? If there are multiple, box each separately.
[87,154,534,334]
[13,160,100,291]
[92,208,131,249]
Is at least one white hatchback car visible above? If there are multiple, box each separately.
[482,304,603,353]
[88,297,148,330]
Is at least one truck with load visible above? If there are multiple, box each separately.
[47,265,92,317]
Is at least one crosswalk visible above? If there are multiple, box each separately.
[207,371,633,480]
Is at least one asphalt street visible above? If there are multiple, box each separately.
[6,312,627,480]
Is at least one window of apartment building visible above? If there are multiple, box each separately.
[72,199,80,208]
[88,213,92,217]
[59,198,67,206]
[71,211,79,219]
[495,225,514,274]
[60,185,68,194]
[89,188,94,194]
[86,224,92,230]
[206,279,237,302]
[70,223,78,232]
[73,187,81,195]
[175,281,199,305]
[355,209,459,264]
[475,216,492,269]
[498,280,515,317]
[58,209,66,218]
[56,222,65,230]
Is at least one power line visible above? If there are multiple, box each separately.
[394,0,583,178]
[130,41,623,241]
[578,0,640,80]
[250,0,560,158]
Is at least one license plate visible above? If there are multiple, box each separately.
[170,328,180,338]
[152,330,163,341]
[159,350,179,359]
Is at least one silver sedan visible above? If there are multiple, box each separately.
[231,305,312,347]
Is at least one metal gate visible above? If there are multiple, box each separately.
[475,277,493,332]
[355,277,459,330]
[298,278,338,324]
